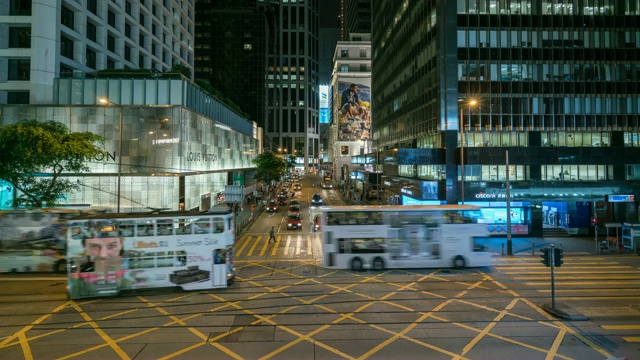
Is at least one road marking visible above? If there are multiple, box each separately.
[307,236,312,256]
[259,235,270,256]
[525,281,640,286]
[284,235,291,256]
[70,302,130,360]
[602,325,640,330]
[235,235,251,257]
[247,236,261,256]
[271,236,280,256]
[295,235,302,256]
[516,275,640,280]
[0,301,71,348]
[622,337,640,342]
[0,277,67,281]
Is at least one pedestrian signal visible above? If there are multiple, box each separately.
[553,248,564,267]
[591,217,598,226]
[540,247,551,267]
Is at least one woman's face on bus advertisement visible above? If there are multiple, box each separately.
[84,237,123,258]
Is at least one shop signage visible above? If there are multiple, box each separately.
[605,195,635,202]
[474,192,514,199]
[186,152,218,162]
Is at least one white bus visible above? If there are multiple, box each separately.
[321,205,493,271]
[65,209,235,299]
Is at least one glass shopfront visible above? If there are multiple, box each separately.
[0,106,258,211]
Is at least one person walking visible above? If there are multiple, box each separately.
[268,226,276,244]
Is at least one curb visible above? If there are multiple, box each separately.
[542,303,588,321]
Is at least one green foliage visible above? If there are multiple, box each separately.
[0,120,104,208]
[287,154,297,170]
[170,64,191,79]
[195,79,215,94]
[252,152,287,185]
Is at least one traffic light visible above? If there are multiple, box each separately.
[591,217,598,227]
[553,248,564,267]
[540,247,551,267]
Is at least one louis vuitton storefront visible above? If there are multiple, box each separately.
[0,105,258,212]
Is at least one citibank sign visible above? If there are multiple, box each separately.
[475,192,513,199]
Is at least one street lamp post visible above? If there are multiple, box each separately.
[99,98,123,212]
[458,99,477,205]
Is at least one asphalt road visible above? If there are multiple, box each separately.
[0,176,639,359]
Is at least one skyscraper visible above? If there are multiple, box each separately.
[0,0,194,104]
[371,1,640,227]
[340,0,371,41]
[194,0,269,129]
[264,0,320,171]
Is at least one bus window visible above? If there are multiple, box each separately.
[157,219,174,236]
[194,218,211,234]
[118,222,135,237]
[351,238,386,253]
[136,221,154,237]
[214,249,226,264]
[70,225,87,240]
[213,217,225,233]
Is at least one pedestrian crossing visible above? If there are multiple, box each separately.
[235,233,322,258]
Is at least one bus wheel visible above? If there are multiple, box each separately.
[372,257,385,271]
[453,256,466,269]
[54,260,67,274]
[351,257,364,271]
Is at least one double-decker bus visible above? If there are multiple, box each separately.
[0,209,81,273]
[65,209,235,299]
[320,205,493,271]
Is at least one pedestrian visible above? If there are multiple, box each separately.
[268,226,276,244]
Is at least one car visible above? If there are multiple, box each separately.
[294,183,302,190]
[266,200,279,212]
[311,194,323,206]
[290,199,300,206]
[287,214,302,230]
[277,194,288,206]
[288,205,301,216]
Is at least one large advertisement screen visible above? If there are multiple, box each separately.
[336,81,371,141]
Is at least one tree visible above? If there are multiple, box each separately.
[0,120,104,208]
[170,64,191,79]
[287,154,297,171]
[252,152,287,186]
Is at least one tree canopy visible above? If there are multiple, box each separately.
[0,120,104,208]
[252,152,288,185]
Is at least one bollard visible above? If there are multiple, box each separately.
[532,243,535,255]
[502,243,505,256]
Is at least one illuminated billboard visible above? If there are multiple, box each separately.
[336,81,371,141]
[319,85,329,108]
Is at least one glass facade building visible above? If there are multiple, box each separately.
[371,0,640,225]
[0,105,257,212]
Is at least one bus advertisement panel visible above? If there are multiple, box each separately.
[66,211,235,299]
[321,205,493,271]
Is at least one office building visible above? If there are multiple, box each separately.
[194,0,269,130]
[264,0,320,171]
[329,33,372,182]
[371,1,640,232]
[0,0,195,104]
[340,0,371,41]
